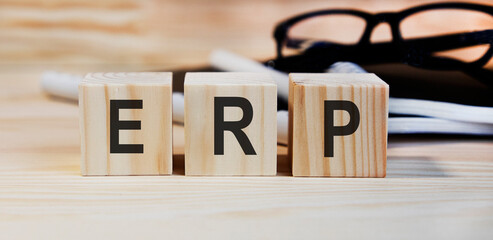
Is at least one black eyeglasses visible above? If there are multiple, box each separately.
[269,2,493,87]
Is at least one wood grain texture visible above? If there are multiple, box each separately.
[1,0,491,68]
[79,72,173,175]
[184,72,277,175]
[1,68,493,239]
[289,73,389,177]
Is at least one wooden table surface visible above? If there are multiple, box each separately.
[1,66,492,239]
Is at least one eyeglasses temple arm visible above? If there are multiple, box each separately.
[400,30,493,52]
[287,30,492,54]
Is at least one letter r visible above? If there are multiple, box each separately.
[214,97,256,155]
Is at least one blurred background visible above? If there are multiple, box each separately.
[1,0,491,69]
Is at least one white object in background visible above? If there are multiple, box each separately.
[41,71,81,100]
[210,49,289,101]
[389,98,493,125]
[327,62,367,73]
[276,110,289,145]
[388,117,493,135]
[172,92,185,123]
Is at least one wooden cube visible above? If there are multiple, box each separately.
[79,72,173,176]
[184,72,277,176]
[289,73,389,177]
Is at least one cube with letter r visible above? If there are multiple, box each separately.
[184,72,277,176]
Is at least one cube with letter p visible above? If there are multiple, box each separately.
[289,73,389,177]
[184,72,277,176]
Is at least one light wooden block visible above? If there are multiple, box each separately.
[79,72,173,176]
[184,72,277,176]
[289,73,389,177]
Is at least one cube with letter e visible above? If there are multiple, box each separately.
[289,73,389,177]
[184,72,277,176]
[79,72,173,176]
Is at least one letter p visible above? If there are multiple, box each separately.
[324,100,360,158]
